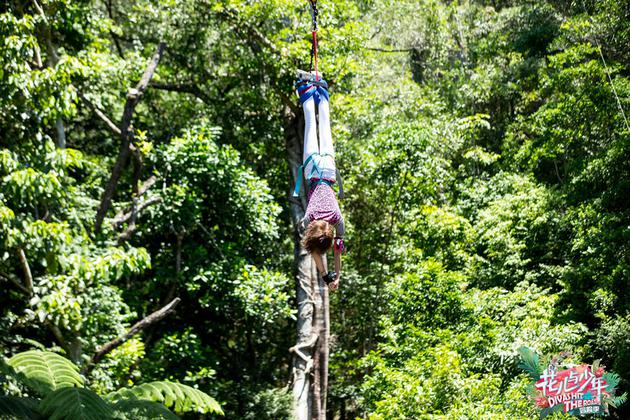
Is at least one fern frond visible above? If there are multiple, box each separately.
[107,381,223,415]
[39,387,114,420]
[111,399,178,420]
[0,396,42,419]
[602,372,621,392]
[517,346,542,381]
[604,392,628,409]
[7,350,83,396]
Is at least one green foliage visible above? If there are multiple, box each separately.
[517,346,542,381]
[0,396,40,420]
[39,387,114,420]
[604,393,628,409]
[540,403,565,418]
[593,314,630,381]
[106,381,223,416]
[234,265,294,324]
[1,350,223,419]
[241,388,293,420]
[2,0,630,418]
[6,350,83,396]
[110,399,178,420]
[386,261,464,330]
[149,125,281,251]
[329,1,629,417]
[603,371,621,393]
[90,339,146,394]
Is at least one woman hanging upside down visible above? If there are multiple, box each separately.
[294,73,345,291]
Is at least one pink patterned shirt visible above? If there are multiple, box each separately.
[304,180,345,237]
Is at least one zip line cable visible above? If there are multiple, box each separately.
[593,41,630,132]
[580,2,630,132]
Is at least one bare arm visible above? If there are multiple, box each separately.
[330,219,345,291]
[329,247,342,291]
[312,251,328,275]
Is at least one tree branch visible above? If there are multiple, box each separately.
[117,143,144,242]
[106,0,126,59]
[31,0,47,21]
[289,333,318,364]
[195,221,226,259]
[164,233,184,304]
[111,175,160,229]
[89,297,181,368]
[150,82,211,102]
[93,42,166,234]
[366,47,413,53]
[45,320,71,355]
[16,248,33,294]
[113,196,162,227]
[0,272,30,294]
[279,91,300,115]
[216,8,299,114]
[113,176,160,242]
[137,175,157,196]
[32,0,65,148]
[77,91,122,136]
[219,8,278,53]
[32,45,43,68]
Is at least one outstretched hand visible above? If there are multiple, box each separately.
[322,271,340,291]
[328,278,340,292]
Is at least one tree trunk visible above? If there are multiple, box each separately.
[311,255,329,420]
[93,42,165,234]
[284,105,329,420]
[320,269,330,417]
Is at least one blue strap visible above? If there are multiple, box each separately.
[293,165,304,197]
[313,179,334,188]
[336,168,344,199]
[293,154,317,197]
[293,173,337,197]
[316,86,329,103]
[293,153,334,197]
[295,79,329,105]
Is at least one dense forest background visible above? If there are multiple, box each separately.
[1,0,629,418]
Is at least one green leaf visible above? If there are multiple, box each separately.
[39,387,114,420]
[6,350,83,396]
[111,399,178,420]
[106,381,223,415]
[540,403,564,419]
[517,346,542,381]
[602,372,621,393]
[604,392,627,409]
[0,396,42,419]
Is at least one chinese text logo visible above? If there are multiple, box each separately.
[518,347,627,418]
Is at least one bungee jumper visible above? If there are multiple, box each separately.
[293,0,345,292]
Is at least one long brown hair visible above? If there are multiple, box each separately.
[302,220,334,254]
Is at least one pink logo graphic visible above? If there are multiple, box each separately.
[518,347,627,418]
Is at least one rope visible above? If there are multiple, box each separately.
[309,0,318,31]
[308,0,320,81]
[594,39,630,132]
[312,30,319,81]
[580,2,630,132]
